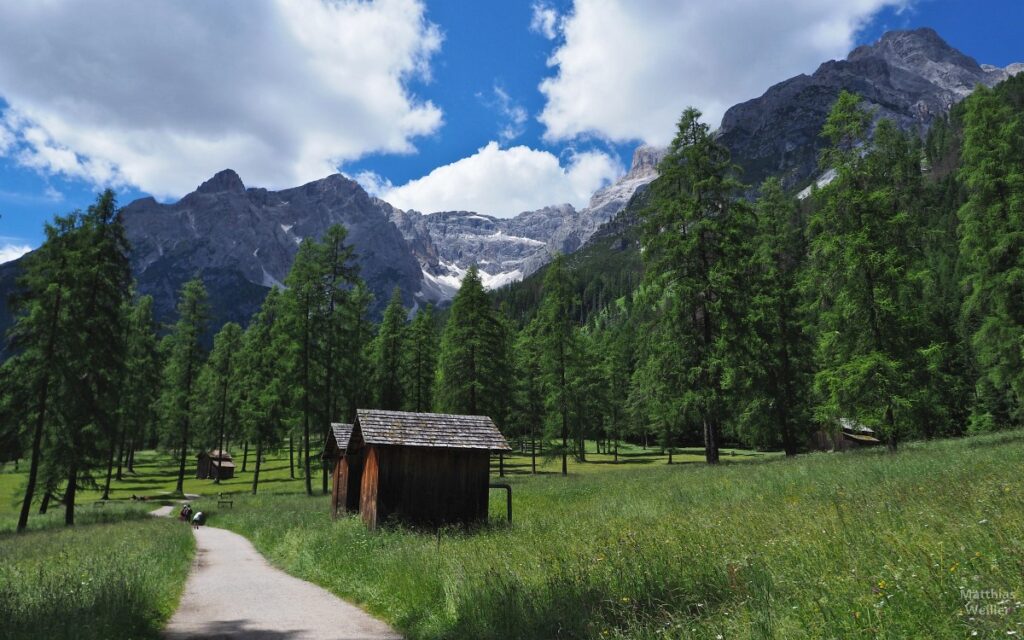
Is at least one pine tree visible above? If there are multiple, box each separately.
[160,278,209,495]
[511,319,545,473]
[403,304,438,412]
[957,80,1024,429]
[196,322,243,483]
[238,288,288,495]
[281,240,327,496]
[537,255,578,475]
[638,107,754,464]
[805,92,926,450]
[373,288,406,410]
[742,178,814,454]
[435,266,509,424]
[118,295,161,477]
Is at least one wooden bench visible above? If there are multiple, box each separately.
[216,494,233,508]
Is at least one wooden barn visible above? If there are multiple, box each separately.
[333,409,511,529]
[807,419,882,452]
[196,449,235,480]
[323,422,354,517]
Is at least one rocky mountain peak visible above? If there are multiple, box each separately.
[625,144,665,181]
[718,28,1023,190]
[196,169,246,194]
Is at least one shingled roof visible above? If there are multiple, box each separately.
[355,409,511,451]
[331,422,354,449]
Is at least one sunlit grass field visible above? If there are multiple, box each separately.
[0,515,194,640]
[207,433,1024,639]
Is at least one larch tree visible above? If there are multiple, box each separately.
[957,79,1024,430]
[403,304,438,413]
[160,278,209,495]
[537,254,578,475]
[638,107,754,464]
[196,321,244,483]
[805,92,925,451]
[435,266,509,423]
[372,288,406,410]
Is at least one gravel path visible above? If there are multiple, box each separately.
[163,526,401,639]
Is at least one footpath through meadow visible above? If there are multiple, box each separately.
[152,508,400,639]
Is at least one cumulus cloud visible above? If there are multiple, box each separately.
[530,2,560,40]
[367,142,622,217]
[539,0,911,145]
[0,0,443,198]
[0,242,32,265]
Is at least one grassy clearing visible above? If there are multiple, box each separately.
[0,517,194,640]
[210,432,1024,639]
[0,440,757,525]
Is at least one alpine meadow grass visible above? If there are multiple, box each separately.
[0,517,194,640]
[211,431,1024,639]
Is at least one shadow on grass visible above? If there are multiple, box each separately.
[163,619,305,639]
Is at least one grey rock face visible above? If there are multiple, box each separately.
[391,144,664,299]
[718,28,1022,189]
[122,170,422,327]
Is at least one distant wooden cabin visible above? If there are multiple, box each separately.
[808,419,882,452]
[196,449,235,480]
[333,409,511,529]
[323,422,354,516]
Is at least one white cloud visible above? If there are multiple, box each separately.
[530,2,560,40]
[0,0,443,198]
[539,0,911,145]
[373,142,622,217]
[0,243,32,264]
[483,86,529,143]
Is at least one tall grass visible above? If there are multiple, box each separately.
[0,518,194,640]
[214,432,1024,639]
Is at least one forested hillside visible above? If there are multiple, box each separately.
[2,73,1023,532]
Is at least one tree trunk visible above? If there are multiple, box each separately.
[115,423,128,480]
[64,463,77,526]
[704,417,721,464]
[127,442,136,472]
[242,441,249,471]
[39,491,51,515]
[252,439,263,495]
[289,434,295,479]
[101,441,116,500]
[499,452,504,477]
[561,411,568,476]
[531,426,537,474]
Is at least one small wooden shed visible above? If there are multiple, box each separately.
[323,422,354,517]
[807,419,882,452]
[334,409,511,529]
[196,449,235,480]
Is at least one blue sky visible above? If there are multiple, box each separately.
[0,0,1021,261]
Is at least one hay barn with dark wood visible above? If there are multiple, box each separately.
[807,419,882,452]
[333,409,511,529]
[323,422,354,517]
[196,449,235,480]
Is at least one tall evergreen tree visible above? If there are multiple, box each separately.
[403,304,438,412]
[373,288,406,410]
[742,178,814,454]
[805,92,925,450]
[238,288,288,495]
[196,322,243,483]
[435,266,509,424]
[281,240,327,496]
[638,107,753,464]
[537,255,579,475]
[511,319,545,473]
[957,79,1024,429]
[160,278,209,494]
[118,295,161,477]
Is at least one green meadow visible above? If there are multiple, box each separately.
[205,434,1022,639]
[3,436,1023,639]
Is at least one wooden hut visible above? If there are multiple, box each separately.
[335,409,511,529]
[196,449,235,480]
[323,422,354,518]
[807,419,882,452]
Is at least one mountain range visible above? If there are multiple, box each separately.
[1,27,1020,335]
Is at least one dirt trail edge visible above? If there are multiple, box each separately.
[162,525,401,639]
